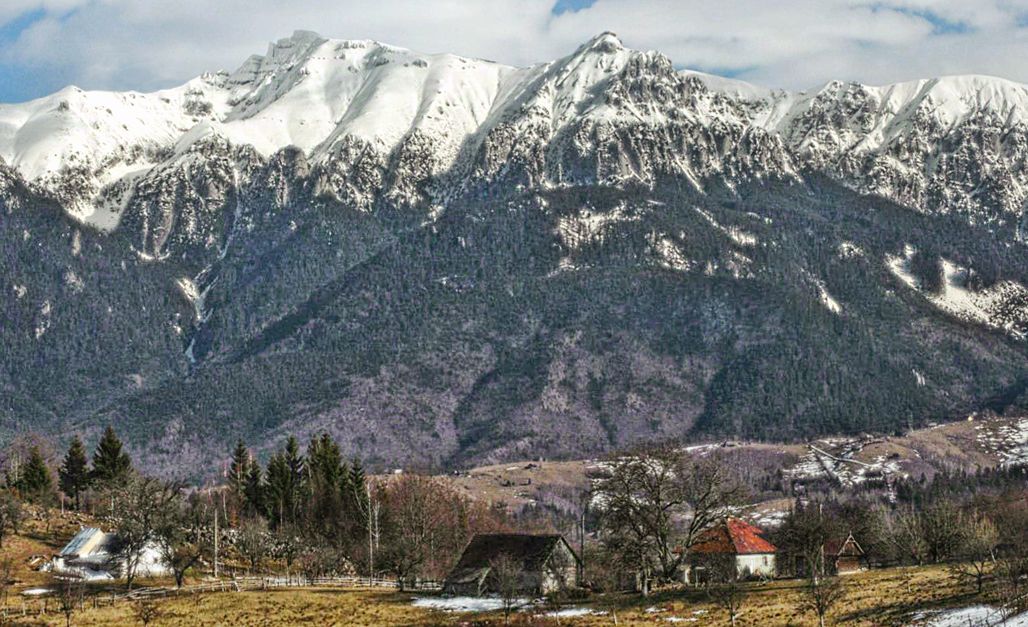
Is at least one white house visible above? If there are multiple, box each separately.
[47,527,171,581]
[686,517,777,583]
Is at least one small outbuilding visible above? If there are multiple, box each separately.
[47,527,170,581]
[686,517,777,583]
[793,532,869,577]
[825,533,867,575]
[444,533,580,596]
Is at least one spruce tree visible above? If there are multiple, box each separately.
[265,436,306,528]
[244,460,265,517]
[91,426,132,486]
[17,446,54,503]
[307,433,342,489]
[58,436,90,508]
[227,440,251,498]
[264,452,291,528]
[306,433,343,540]
[346,459,369,528]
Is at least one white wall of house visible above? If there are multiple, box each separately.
[736,553,775,578]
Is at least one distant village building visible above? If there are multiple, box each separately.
[444,534,580,596]
[48,527,171,581]
[686,518,777,583]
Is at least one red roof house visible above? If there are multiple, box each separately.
[687,518,777,582]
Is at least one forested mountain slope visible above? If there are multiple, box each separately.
[2,32,1028,475]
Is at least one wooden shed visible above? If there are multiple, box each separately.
[825,533,867,575]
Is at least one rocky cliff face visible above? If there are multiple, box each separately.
[2,32,1028,476]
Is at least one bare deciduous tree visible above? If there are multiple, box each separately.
[0,557,12,607]
[919,502,966,564]
[235,516,271,574]
[157,496,214,587]
[378,474,493,588]
[703,556,746,627]
[800,556,845,627]
[593,446,743,585]
[112,476,182,590]
[132,598,163,626]
[950,511,998,595]
[0,492,23,549]
[54,576,84,627]
[890,506,928,566]
[488,553,523,625]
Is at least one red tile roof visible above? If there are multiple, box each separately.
[690,518,776,555]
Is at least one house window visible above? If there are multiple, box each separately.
[762,556,768,566]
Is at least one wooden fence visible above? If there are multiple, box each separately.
[1,574,443,621]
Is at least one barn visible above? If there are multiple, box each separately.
[48,527,171,580]
[686,518,777,583]
[444,534,580,596]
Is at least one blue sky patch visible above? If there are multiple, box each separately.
[552,0,597,16]
[870,3,971,35]
[0,8,45,44]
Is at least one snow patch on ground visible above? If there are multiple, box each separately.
[21,588,52,596]
[545,607,606,617]
[838,241,864,258]
[887,247,1028,339]
[34,300,51,339]
[974,417,1028,467]
[785,437,906,488]
[649,233,694,272]
[694,206,757,247]
[412,596,528,613]
[556,204,639,251]
[815,279,842,314]
[911,605,1027,626]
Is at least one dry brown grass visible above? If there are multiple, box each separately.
[0,564,988,626]
[21,587,459,627]
[561,564,980,626]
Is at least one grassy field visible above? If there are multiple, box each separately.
[0,505,1010,625]
[1,563,1003,626]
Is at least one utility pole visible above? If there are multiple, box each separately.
[578,496,587,584]
[367,482,376,584]
[213,497,220,579]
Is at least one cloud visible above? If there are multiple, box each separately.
[1,0,1027,102]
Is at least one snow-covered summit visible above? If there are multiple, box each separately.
[2,31,1027,230]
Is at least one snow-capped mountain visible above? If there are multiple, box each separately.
[2,32,1028,476]
[3,31,1027,233]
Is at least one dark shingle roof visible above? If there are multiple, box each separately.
[825,534,865,558]
[452,534,575,572]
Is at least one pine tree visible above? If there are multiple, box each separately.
[17,446,54,503]
[58,436,90,508]
[91,426,132,486]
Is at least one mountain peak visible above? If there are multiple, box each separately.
[582,31,624,54]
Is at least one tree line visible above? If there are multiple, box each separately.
[1,428,1025,626]
[0,426,511,591]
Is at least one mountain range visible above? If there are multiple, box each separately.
[2,31,1028,476]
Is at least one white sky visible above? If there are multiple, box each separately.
[1,0,1027,101]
